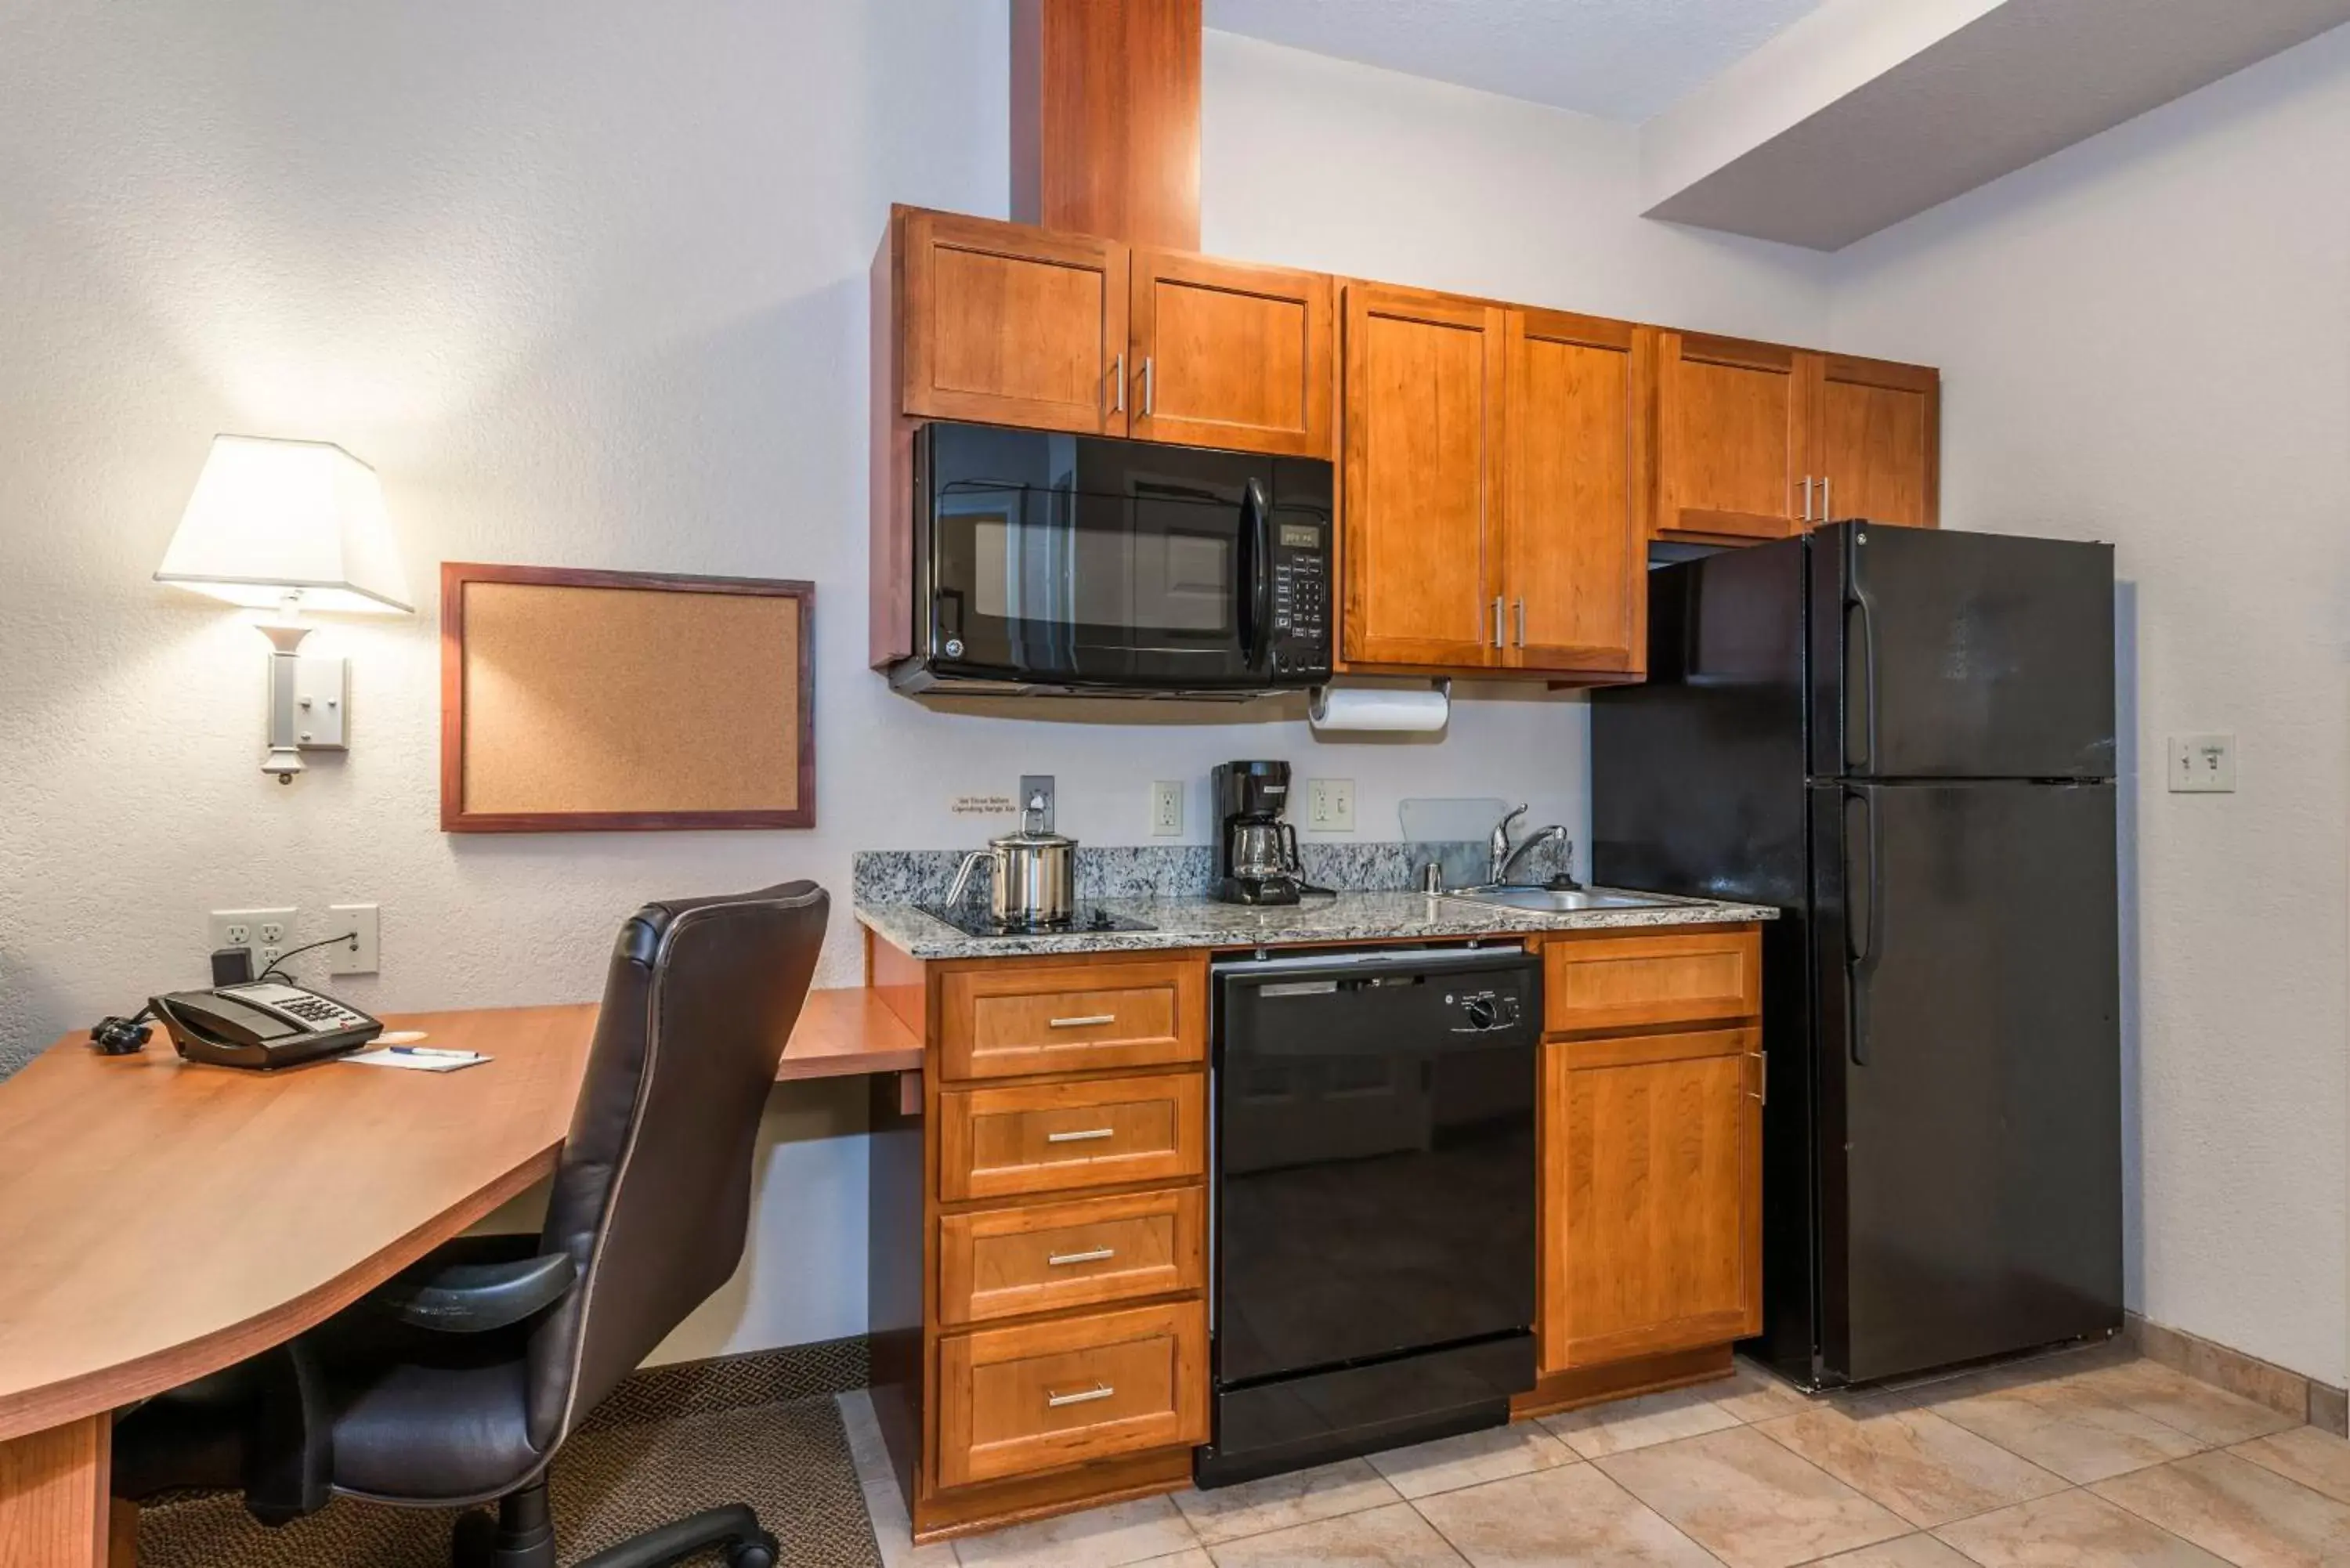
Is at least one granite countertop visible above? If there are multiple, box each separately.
[855,887,1778,961]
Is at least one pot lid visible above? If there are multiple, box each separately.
[989,825,1077,850]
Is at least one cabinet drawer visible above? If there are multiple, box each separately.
[1543,927,1761,1035]
[937,1301,1208,1489]
[939,958,1205,1081]
[939,1075,1205,1203]
[939,1187,1205,1327]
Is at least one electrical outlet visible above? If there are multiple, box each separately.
[1149,781,1183,836]
[1018,774,1056,830]
[2169,733,2236,793]
[209,907,296,970]
[328,903,380,975]
[1307,779,1357,833]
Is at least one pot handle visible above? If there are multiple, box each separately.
[945,850,992,909]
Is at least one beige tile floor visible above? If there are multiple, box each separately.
[838,1345,2348,1568]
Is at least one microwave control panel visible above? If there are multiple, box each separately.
[1268,518,1333,677]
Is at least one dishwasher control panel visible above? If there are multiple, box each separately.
[1447,987,1526,1034]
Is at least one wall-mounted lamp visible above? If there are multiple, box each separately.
[155,435,413,782]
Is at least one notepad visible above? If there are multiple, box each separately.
[342,1047,489,1073]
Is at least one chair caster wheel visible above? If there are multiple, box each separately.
[727,1532,779,1568]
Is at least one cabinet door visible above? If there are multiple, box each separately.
[1342,284,1505,670]
[1130,251,1334,458]
[1817,354,1939,529]
[899,209,1128,435]
[1656,332,1810,543]
[1540,1028,1763,1374]
[1502,309,1651,674]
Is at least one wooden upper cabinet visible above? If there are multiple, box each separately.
[1342,284,1506,670]
[1503,309,1652,676]
[898,208,1127,434]
[1656,331,1810,543]
[1818,354,1939,529]
[1129,251,1333,458]
[1541,1026,1764,1373]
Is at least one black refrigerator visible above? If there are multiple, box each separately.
[1593,522,2122,1389]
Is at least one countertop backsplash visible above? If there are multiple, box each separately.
[851,841,1490,908]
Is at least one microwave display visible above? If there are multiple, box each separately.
[1278,522,1321,551]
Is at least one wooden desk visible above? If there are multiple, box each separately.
[0,989,917,1567]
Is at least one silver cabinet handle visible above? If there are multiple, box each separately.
[1822,475,1833,523]
[1048,1013,1115,1029]
[1047,1384,1115,1408]
[1491,596,1505,648]
[1750,1051,1767,1106]
[1513,598,1525,648]
[1112,351,1125,415]
[1142,356,1155,416]
[1046,1127,1116,1143]
[1047,1247,1117,1267]
[1799,475,1813,523]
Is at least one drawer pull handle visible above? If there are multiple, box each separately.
[1047,1247,1117,1267]
[1046,1383,1115,1408]
[1048,1013,1117,1028]
[1046,1127,1116,1144]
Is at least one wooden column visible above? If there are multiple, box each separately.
[1010,0,1202,250]
[0,1418,122,1568]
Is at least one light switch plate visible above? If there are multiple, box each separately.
[328,903,380,974]
[2168,733,2236,793]
[1307,779,1357,832]
[1149,781,1183,836]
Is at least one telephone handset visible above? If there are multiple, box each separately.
[150,981,384,1070]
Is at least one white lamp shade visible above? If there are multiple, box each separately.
[156,435,413,614]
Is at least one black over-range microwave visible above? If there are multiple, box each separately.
[886,422,1335,696]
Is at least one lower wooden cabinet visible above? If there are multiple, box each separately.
[869,944,1217,1545]
[1542,927,1762,1036]
[1539,1024,1764,1375]
[938,1072,1206,1202]
[938,1187,1206,1328]
[937,1301,1209,1490]
[877,928,1770,1537]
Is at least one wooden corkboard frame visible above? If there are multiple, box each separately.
[440,562,815,833]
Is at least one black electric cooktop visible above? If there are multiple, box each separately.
[919,904,1156,939]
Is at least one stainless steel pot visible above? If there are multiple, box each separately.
[947,802,1077,926]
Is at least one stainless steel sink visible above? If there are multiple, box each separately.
[1439,885,1683,915]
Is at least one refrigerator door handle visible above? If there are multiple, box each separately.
[1843,787,1884,1065]
[1846,564,1882,772]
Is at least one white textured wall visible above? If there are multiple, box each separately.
[0,7,1830,1357]
[1831,26,2350,1384]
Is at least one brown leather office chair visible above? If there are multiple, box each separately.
[114,880,830,1568]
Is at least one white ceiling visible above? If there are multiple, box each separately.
[1202,0,1831,122]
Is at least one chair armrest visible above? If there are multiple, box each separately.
[374,1252,578,1333]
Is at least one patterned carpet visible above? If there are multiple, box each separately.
[133,1343,884,1568]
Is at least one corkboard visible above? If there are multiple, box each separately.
[440,564,814,832]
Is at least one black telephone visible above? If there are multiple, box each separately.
[150,981,384,1070]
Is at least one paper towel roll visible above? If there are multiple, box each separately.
[1307,684,1450,734]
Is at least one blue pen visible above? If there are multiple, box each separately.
[390,1045,478,1059]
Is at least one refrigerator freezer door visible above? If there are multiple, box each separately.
[1810,524,2117,781]
[1811,780,2121,1385]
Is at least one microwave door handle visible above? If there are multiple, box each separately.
[1241,479,1271,672]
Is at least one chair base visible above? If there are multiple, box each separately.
[452,1480,777,1568]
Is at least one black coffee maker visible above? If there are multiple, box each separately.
[1213,761,1314,905]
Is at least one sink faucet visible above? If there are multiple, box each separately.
[1488,805,1574,887]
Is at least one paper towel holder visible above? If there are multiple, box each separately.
[1307,677,1452,734]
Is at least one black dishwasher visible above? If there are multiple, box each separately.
[1198,945,1540,1488]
